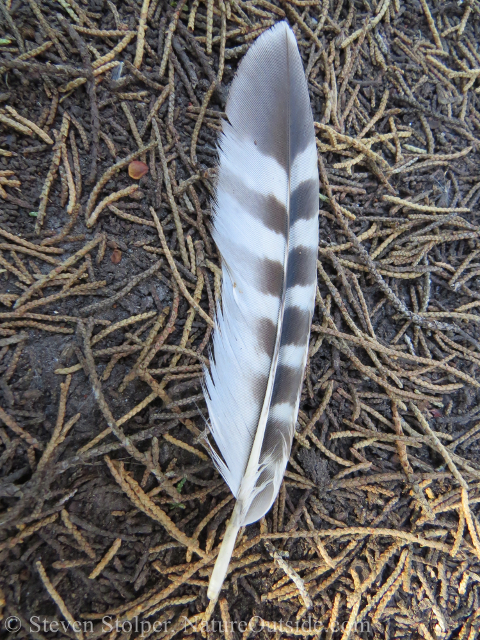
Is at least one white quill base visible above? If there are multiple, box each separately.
[207,501,242,600]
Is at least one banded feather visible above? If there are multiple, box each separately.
[204,21,319,600]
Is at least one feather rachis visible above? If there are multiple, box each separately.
[204,20,319,599]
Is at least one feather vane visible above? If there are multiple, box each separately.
[204,20,319,600]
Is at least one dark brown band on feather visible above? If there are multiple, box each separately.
[286,246,317,288]
[290,178,319,224]
[257,257,284,296]
[222,170,287,236]
[280,305,311,346]
[256,317,277,359]
[271,364,304,406]
[261,416,294,459]
[251,372,270,406]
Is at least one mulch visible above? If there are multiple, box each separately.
[0,0,480,638]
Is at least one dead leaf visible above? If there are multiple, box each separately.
[111,249,122,264]
[128,160,149,179]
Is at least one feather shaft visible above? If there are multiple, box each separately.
[207,501,242,599]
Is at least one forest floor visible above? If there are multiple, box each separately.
[0,0,480,638]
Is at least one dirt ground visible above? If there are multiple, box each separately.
[0,0,479,638]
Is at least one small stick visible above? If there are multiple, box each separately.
[410,403,480,558]
[80,259,163,316]
[0,254,33,284]
[5,107,54,144]
[219,598,234,640]
[89,538,122,579]
[61,509,96,559]
[461,487,480,560]
[264,540,313,609]
[159,0,187,77]
[58,165,68,209]
[191,80,217,165]
[358,89,389,139]
[99,131,116,159]
[86,184,138,229]
[167,60,175,136]
[297,380,333,443]
[36,375,71,472]
[383,195,470,213]
[134,0,151,68]
[152,119,189,267]
[123,60,165,91]
[36,114,70,232]
[457,4,472,38]
[36,561,83,639]
[150,207,214,327]
[0,113,32,136]
[3,339,26,382]
[69,114,89,150]
[0,0,24,52]
[451,508,465,557]
[41,202,81,246]
[84,141,156,220]
[164,433,208,461]
[92,31,135,69]
[327,593,341,640]
[13,234,102,310]
[120,101,145,160]
[106,457,203,555]
[61,143,76,214]
[139,85,170,137]
[206,0,214,54]
[0,405,39,447]
[419,0,443,49]
[0,514,58,551]
[217,2,227,82]
[0,42,52,76]
[341,0,391,49]
[109,204,155,227]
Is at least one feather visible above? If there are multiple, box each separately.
[204,20,319,600]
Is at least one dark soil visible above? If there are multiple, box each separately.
[0,0,480,639]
